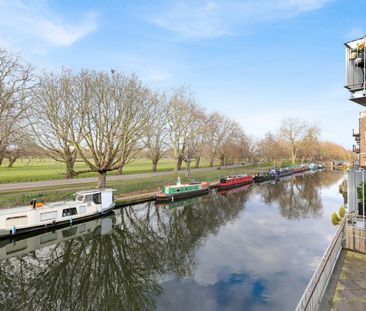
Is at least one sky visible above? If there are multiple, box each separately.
[0,0,364,148]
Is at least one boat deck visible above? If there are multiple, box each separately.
[0,201,71,216]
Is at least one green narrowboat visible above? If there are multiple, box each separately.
[155,178,210,203]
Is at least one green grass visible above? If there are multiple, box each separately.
[0,166,270,208]
[0,158,219,183]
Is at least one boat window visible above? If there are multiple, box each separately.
[84,195,94,203]
[6,216,28,226]
[93,193,101,204]
[76,195,84,202]
[40,212,57,222]
[62,208,78,217]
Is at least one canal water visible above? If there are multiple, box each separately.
[0,171,344,311]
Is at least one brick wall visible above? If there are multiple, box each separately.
[360,111,366,168]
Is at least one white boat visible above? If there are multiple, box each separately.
[0,188,115,238]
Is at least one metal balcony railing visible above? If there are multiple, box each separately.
[345,37,366,105]
[353,145,360,153]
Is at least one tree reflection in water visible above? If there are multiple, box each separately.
[255,171,343,220]
[0,187,253,311]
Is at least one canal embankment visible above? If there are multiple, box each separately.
[0,165,254,208]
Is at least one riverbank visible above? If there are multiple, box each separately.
[0,166,269,208]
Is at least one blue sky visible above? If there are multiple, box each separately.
[0,0,364,147]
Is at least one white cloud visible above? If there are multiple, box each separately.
[149,0,332,39]
[0,0,98,51]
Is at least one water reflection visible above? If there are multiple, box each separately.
[0,171,344,311]
[255,171,343,219]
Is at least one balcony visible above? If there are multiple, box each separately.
[353,145,360,154]
[345,37,366,106]
[353,129,360,142]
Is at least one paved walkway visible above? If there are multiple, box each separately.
[329,250,366,310]
[0,165,241,192]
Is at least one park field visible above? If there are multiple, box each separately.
[0,158,214,183]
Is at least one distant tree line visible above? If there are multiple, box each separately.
[0,47,353,187]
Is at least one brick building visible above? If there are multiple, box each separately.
[353,111,366,167]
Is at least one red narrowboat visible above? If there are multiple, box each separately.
[217,174,254,190]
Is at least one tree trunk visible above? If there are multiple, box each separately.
[0,157,3,167]
[175,156,183,174]
[98,171,107,189]
[195,157,200,168]
[118,165,124,175]
[291,145,296,165]
[152,161,158,172]
[185,160,191,179]
[65,156,76,179]
[209,157,214,167]
[220,155,225,166]
[7,156,18,168]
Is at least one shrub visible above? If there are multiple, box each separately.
[331,212,339,225]
[339,206,345,218]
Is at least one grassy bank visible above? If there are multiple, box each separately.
[0,166,270,208]
[0,158,220,183]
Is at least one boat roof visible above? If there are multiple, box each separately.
[226,174,248,178]
[75,188,116,195]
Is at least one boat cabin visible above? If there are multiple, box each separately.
[345,36,366,105]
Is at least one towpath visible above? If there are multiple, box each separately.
[0,165,240,192]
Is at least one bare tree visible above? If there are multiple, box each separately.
[3,130,36,168]
[144,93,169,172]
[205,112,223,167]
[71,70,153,188]
[29,70,82,178]
[183,105,206,178]
[0,48,34,166]
[115,75,154,175]
[258,132,288,166]
[279,118,308,165]
[166,88,196,174]
[217,120,242,166]
[298,125,321,163]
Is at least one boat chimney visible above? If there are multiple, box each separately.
[30,199,37,209]
[176,176,181,186]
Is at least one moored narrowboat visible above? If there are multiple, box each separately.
[0,189,115,239]
[155,178,210,203]
[253,172,276,183]
[217,174,254,190]
[269,168,293,179]
[290,166,307,174]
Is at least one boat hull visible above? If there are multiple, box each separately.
[254,176,275,183]
[155,188,210,203]
[217,179,253,190]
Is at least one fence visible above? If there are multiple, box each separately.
[347,169,363,213]
[345,214,366,254]
[295,216,346,311]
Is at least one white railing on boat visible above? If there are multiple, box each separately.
[295,216,346,311]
